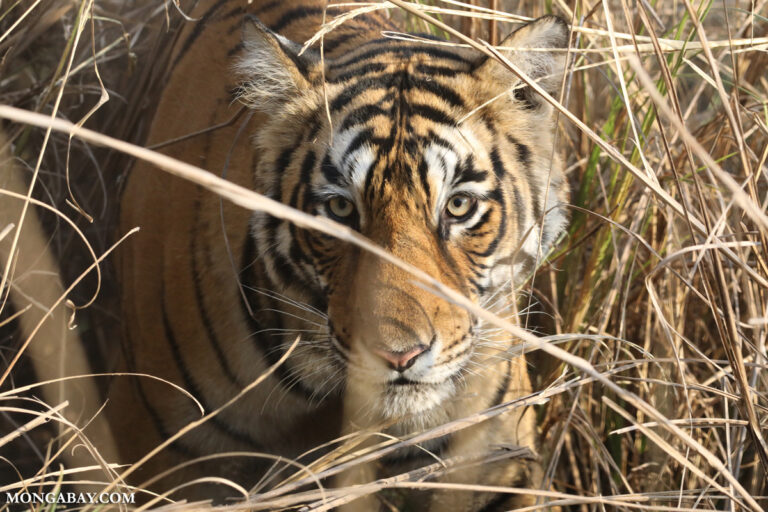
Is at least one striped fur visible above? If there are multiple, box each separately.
[111,1,569,509]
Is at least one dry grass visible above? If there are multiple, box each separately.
[1,0,767,510]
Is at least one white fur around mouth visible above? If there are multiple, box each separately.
[380,379,456,419]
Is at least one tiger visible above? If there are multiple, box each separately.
[109,0,569,510]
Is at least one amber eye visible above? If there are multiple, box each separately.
[445,194,476,219]
[327,196,355,219]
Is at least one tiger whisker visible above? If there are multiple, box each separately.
[242,284,328,319]
[273,360,343,409]
[263,360,334,411]
[257,308,327,328]
[310,367,346,407]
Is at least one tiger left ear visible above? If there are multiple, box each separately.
[235,16,317,111]
[475,15,570,107]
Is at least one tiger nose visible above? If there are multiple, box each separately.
[373,345,428,372]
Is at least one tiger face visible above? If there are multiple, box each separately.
[236,15,568,424]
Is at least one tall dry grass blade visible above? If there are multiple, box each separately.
[628,54,768,474]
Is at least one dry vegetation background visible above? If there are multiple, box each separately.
[1,0,767,510]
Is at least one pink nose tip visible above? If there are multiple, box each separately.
[373,345,428,372]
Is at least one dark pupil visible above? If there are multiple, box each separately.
[454,198,464,208]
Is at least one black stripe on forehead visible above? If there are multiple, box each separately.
[401,76,465,108]
[453,154,488,185]
[328,58,466,85]
[330,73,464,112]
[407,103,456,125]
[331,43,471,71]
[422,135,490,196]
[309,128,381,193]
[340,104,389,131]
[339,128,376,169]
[423,131,455,150]
[321,154,347,186]
[327,62,388,84]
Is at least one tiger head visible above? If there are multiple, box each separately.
[235,15,569,423]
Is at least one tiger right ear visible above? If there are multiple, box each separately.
[474,15,570,108]
[235,16,317,111]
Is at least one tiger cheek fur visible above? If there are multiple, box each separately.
[112,1,569,510]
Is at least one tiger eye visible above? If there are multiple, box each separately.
[445,194,475,219]
[328,196,355,218]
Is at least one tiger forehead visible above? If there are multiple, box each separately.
[301,43,501,200]
[321,70,477,144]
[325,40,473,78]
[323,47,475,113]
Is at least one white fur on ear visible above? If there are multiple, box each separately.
[234,17,312,112]
[479,15,570,102]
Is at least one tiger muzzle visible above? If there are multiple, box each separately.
[331,239,470,379]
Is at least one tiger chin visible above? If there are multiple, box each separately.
[109,0,569,510]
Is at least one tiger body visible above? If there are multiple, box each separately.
[112,0,568,509]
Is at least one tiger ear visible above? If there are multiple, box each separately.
[475,15,569,108]
[235,16,317,111]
